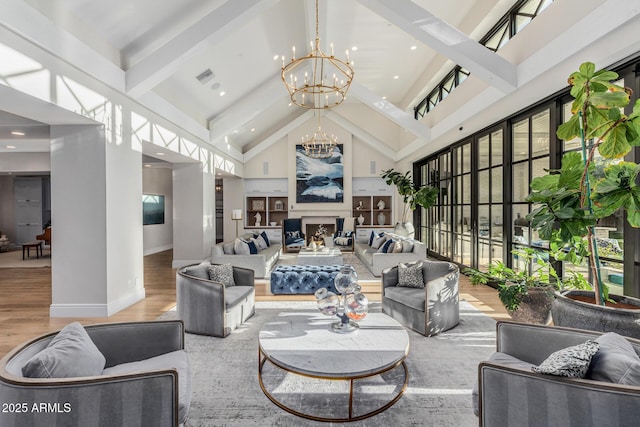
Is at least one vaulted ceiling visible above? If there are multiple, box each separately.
[1,0,639,170]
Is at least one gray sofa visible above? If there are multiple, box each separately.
[0,320,190,427]
[354,232,426,277]
[211,232,282,278]
[382,260,459,336]
[177,262,255,337]
[475,321,640,427]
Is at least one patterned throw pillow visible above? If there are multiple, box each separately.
[532,340,600,378]
[285,230,300,239]
[260,231,271,247]
[378,239,395,253]
[397,262,424,288]
[233,238,250,255]
[207,264,236,287]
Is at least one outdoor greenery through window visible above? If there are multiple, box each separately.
[414,0,554,119]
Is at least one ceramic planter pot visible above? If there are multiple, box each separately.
[506,286,554,325]
[552,290,640,339]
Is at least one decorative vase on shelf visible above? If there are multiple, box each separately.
[357,214,365,226]
[377,199,385,210]
[377,212,386,226]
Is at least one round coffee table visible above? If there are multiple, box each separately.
[258,312,409,422]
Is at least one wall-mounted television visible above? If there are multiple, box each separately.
[142,194,165,225]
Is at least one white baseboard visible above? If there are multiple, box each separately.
[49,288,146,318]
[144,244,173,256]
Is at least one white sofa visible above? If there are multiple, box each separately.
[354,231,427,277]
[210,233,282,278]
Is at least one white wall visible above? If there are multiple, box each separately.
[142,167,173,255]
[243,136,288,179]
[49,123,144,317]
[223,177,244,242]
[0,176,16,242]
[0,152,50,173]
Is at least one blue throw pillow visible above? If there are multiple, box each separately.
[369,231,375,246]
[260,231,271,247]
[247,240,258,254]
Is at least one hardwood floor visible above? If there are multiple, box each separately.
[0,250,508,356]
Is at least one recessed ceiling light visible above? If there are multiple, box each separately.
[219,91,226,97]
[351,46,358,51]
[382,96,387,100]
[288,102,292,106]
[156,152,164,156]
[251,128,256,132]
[393,75,399,79]
[410,45,417,50]
[10,131,25,136]
[144,164,151,167]
[233,130,239,134]
[6,145,16,149]
[273,54,280,61]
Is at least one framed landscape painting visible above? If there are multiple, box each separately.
[295,144,344,203]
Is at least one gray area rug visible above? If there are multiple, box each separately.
[275,252,376,281]
[159,300,496,426]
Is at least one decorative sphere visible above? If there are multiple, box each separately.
[334,266,358,294]
[317,293,340,316]
[345,292,369,321]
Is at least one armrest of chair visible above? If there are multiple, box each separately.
[233,266,255,286]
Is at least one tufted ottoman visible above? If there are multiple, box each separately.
[270,265,349,295]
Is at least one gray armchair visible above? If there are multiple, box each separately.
[381,260,459,337]
[176,262,255,337]
[0,320,189,427]
[476,321,640,427]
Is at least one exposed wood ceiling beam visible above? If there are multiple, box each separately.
[348,82,431,141]
[357,0,517,93]
[126,0,279,97]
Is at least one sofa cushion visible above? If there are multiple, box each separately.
[22,322,106,378]
[223,241,235,254]
[102,349,191,424]
[384,286,425,312]
[472,352,536,416]
[260,231,271,247]
[398,261,424,288]
[587,332,640,385]
[532,340,600,378]
[207,264,236,287]
[182,261,211,280]
[371,234,387,249]
[225,286,254,309]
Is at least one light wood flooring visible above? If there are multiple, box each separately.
[0,250,508,356]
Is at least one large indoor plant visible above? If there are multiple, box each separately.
[380,168,439,238]
[525,61,640,336]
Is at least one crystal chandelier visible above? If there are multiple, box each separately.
[281,0,354,109]
[301,115,337,158]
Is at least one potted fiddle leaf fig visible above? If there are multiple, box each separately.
[381,169,439,238]
[525,61,640,337]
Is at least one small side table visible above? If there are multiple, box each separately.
[22,241,43,260]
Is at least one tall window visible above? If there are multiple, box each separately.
[451,141,472,266]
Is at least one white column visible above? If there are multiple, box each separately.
[172,162,215,268]
[49,123,144,317]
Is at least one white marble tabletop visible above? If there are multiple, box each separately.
[259,312,409,378]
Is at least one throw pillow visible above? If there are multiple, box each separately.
[397,262,424,288]
[587,332,640,385]
[254,235,268,250]
[391,240,403,253]
[222,241,235,254]
[532,340,600,378]
[378,238,395,253]
[371,234,387,249]
[207,264,236,287]
[285,230,300,239]
[22,322,106,378]
[401,240,414,253]
[233,238,250,255]
[369,231,375,246]
[260,231,271,247]
[247,240,258,254]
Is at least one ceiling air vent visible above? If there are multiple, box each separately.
[195,69,214,84]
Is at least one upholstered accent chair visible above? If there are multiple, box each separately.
[0,320,191,426]
[333,217,355,252]
[176,262,255,337]
[381,260,459,337]
[475,321,640,426]
[282,218,305,252]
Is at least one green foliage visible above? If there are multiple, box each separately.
[526,62,640,304]
[380,169,438,222]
